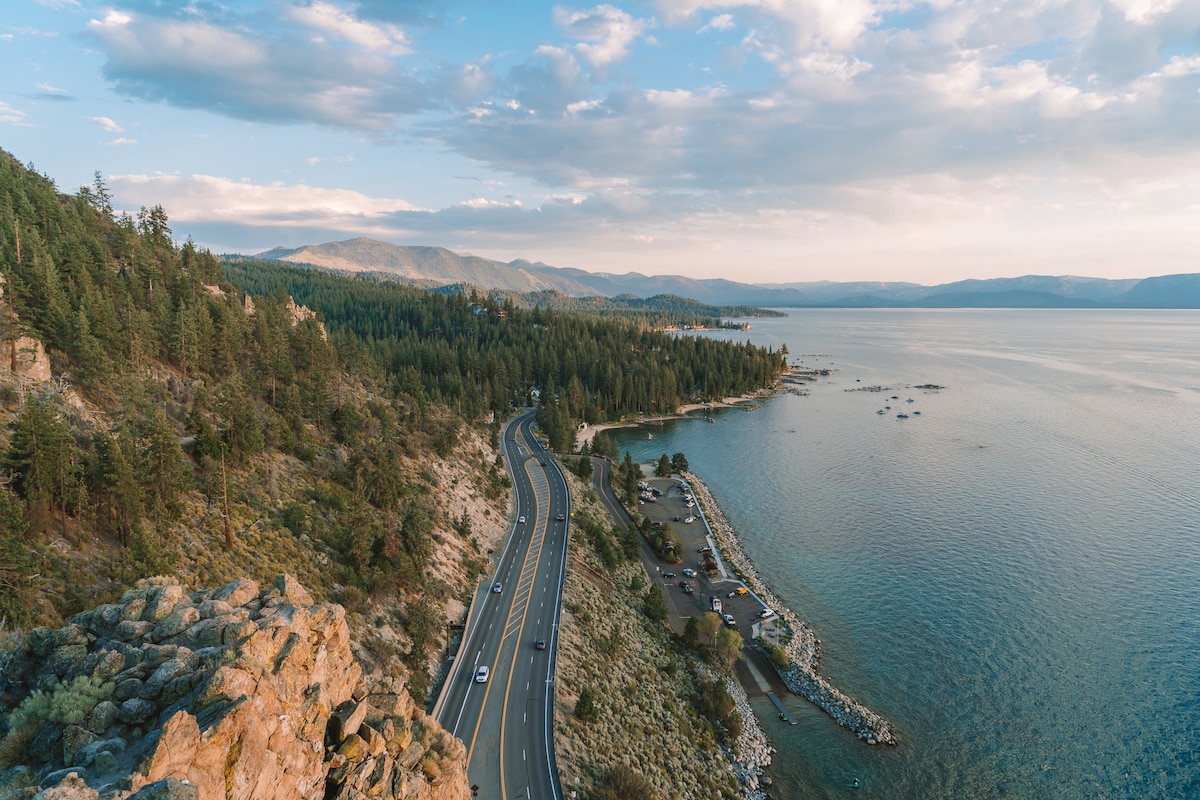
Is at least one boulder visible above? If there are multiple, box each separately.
[273,574,314,607]
[84,701,118,735]
[210,579,259,609]
[143,586,186,623]
[126,779,199,800]
[152,607,200,643]
[117,698,157,726]
[31,771,96,800]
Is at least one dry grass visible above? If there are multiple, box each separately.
[553,469,741,800]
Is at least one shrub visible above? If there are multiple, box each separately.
[574,686,599,723]
[7,675,115,732]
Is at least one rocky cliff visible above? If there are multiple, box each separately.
[0,576,469,800]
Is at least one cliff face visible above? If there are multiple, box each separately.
[0,576,469,800]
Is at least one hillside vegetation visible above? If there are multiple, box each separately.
[0,149,784,705]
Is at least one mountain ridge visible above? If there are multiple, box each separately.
[250,238,1200,309]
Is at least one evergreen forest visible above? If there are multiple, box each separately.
[0,149,784,693]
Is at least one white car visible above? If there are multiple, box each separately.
[518,516,526,524]
[475,665,489,683]
[683,516,696,524]
[759,608,776,619]
[492,583,502,593]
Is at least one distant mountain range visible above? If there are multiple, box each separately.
[251,238,1200,309]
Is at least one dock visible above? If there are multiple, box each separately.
[767,691,797,725]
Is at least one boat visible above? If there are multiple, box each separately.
[896,413,909,419]
[906,398,914,403]
[646,433,654,439]
[876,409,886,414]
[913,411,921,415]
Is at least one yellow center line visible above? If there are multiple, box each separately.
[498,460,551,800]
[464,459,547,771]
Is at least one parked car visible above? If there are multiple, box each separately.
[727,591,738,598]
[492,583,502,593]
[662,571,676,578]
[683,516,696,524]
[722,614,737,627]
[682,585,694,594]
[672,516,682,522]
[734,587,749,595]
[682,568,697,577]
[759,608,775,619]
[475,666,489,683]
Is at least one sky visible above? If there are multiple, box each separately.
[2,0,1199,286]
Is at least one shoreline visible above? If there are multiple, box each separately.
[684,470,898,746]
[576,393,768,447]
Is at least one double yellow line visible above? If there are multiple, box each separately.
[465,458,553,800]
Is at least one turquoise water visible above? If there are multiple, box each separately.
[611,310,1200,800]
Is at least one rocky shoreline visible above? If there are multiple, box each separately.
[684,473,898,746]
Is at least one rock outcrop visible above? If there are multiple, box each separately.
[0,576,469,800]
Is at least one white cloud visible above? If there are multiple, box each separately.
[36,82,68,94]
[699,13,735,33]
[554,4,649,67]
[0,101,27,125]
[109,173,426,228]
[1110,0,1182,24]
[288,1,411,56]
[91,116,123,132]
[87,6,431,131]
[108,137,137,145]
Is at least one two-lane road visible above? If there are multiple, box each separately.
[436,412,569,800]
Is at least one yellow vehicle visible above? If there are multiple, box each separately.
[734,587,749,596]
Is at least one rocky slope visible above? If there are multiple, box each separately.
[0,575,468,800]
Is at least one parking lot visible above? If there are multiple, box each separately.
[636,476,774,635]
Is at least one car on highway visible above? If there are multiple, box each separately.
[556,514,566,521]
[540,461,546,466]
[492,583,502,593]
[535,639,547,650]
[682,568,697,577]
[475,666,489,683]
[517,516,526,524]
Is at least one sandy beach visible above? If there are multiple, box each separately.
[576,394,766,447]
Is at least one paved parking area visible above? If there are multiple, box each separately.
[637,476,775,635]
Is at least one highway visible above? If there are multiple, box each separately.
[435,411,569,800]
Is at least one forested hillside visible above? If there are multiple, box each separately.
[0,149,784,699]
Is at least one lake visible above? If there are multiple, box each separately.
[611,310,1200,800]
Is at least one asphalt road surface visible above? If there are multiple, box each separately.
[435,412,569,800]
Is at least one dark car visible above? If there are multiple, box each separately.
[556,514,566,521]
[662,571,676,578]
[673,516,682,522]
[535,639,547,650]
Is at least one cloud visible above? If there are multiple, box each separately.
[698,14,735,33]
[553,4,650,67]
[91,115,124,132]
[109,173,426,231]
[86,5,433,131]
[108,137,137,145]
[287,1,411,56]
[0,101,28,125]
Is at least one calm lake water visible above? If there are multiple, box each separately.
[612,310,1200,800]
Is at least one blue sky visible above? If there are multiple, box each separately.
[2,0,1199,284]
